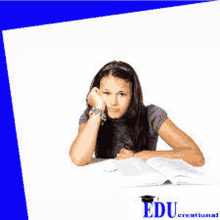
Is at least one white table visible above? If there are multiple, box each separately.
[26,158,219,220]
[68,158,219,220]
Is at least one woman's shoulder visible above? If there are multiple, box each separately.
[79,109,89,124]
[141,104,169,134]
[142,104,167,116]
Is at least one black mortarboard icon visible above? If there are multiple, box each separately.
[140,195,155,203]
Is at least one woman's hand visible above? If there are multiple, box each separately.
[116,148,135,160]
[87,87,105,111]
[131,151,154,162]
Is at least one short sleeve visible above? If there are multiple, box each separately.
[148,104,168,135]
[79,111,89,124]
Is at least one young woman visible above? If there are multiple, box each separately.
[69,61,205,167]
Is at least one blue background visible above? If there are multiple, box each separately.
[0,1,213,219]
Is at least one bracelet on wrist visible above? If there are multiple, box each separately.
[89,107,107,125]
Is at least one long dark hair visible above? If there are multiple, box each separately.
[85,61,155,158]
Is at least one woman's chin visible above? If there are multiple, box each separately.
[108,112,121,119]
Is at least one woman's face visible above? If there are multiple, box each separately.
[99,75,132,119]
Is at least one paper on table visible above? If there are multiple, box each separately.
[98,158,166,187]
[100,159,118,172]
[116,159,167,188]
[147,158,203,178]
[99,158,210,187]
[147,158,211,185]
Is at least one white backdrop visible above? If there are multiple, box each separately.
[3,1,220,219]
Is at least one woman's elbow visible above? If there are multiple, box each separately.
[69,153,84,166]
[190,151,205,167]
[73,159,87,166]
[194,156,205,167]
[192,159,205,167]
[69,151,90,166]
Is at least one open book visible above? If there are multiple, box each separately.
[100,157,209,187]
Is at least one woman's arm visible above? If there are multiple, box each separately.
[69,113,102,166]
[70,87,106,166]
[133,118,205,167]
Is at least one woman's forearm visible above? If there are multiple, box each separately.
[135,148,205,167]
[69,113,101,166]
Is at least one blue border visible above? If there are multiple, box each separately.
[0,1,213,219]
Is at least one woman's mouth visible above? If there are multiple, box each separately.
[109,108,120,113]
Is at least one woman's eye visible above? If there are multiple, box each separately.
[103,92,110,95]
[119,93,126,97]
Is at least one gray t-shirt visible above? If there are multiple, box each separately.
[79,104,168,158]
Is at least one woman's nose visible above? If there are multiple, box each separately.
[110,95,119,106]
